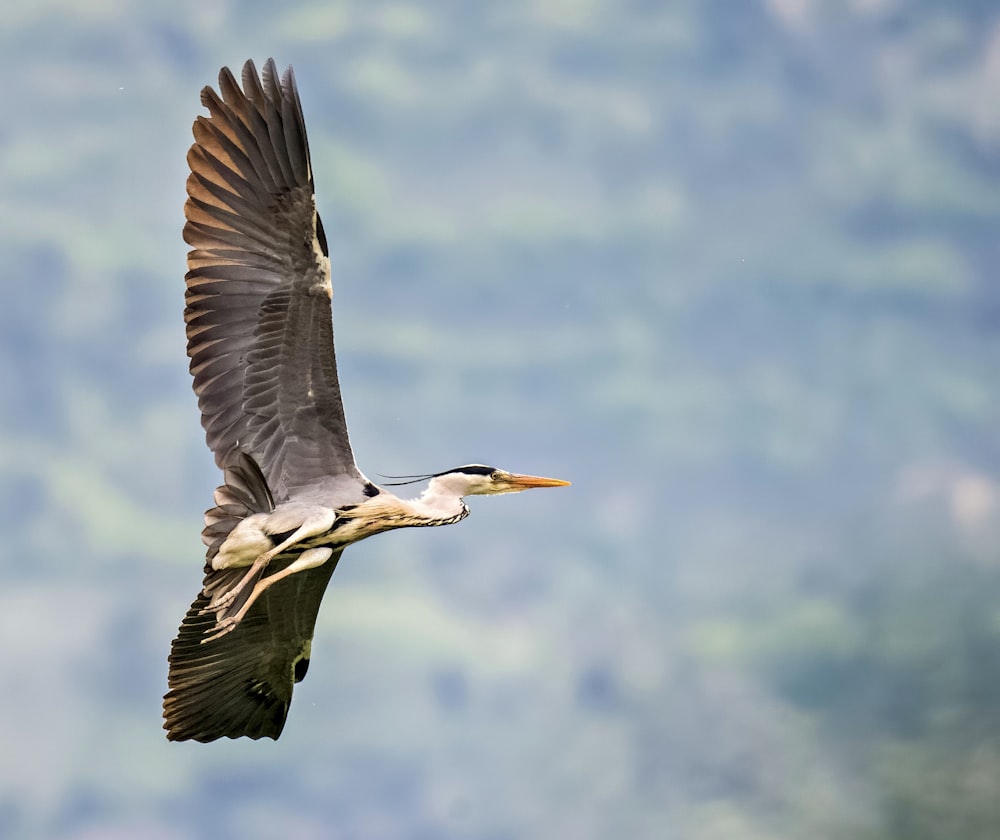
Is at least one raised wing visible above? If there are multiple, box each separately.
[183,59,361,501]
[164,550,343,741]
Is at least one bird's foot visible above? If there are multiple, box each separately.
[202,615,240,643]
[198,555,271,616]
[200,589,237,615]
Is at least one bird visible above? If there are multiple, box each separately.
[163,59,570,742]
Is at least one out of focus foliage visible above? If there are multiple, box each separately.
[1,1,1000,838]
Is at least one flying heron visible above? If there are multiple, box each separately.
[163,60,570,742]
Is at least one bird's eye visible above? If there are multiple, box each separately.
[490,471,502,481]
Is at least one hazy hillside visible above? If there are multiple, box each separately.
[2,1,1000,838]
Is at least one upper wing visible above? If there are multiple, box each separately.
[183,59,361,501]
[163,550,343,742]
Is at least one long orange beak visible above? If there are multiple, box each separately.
[505,473,571,489]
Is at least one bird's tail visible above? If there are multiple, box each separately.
[191,448,275,614]
[164,449,292,742]
[202,449,275,560]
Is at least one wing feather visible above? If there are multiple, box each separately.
[163,555,341,742]
[168,59,370,744]
[164,449,344,742]
[183,58,362,501]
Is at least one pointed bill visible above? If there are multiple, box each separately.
[505,473,571,489]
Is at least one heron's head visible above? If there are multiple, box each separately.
[387,465,570,499]
[448,465,570,497]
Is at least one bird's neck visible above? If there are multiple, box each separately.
[333,486,469,544]
[402,484,470,526]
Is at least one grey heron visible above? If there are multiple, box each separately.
[163,60,570,742]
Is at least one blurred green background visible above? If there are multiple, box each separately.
[2,0,1000,838]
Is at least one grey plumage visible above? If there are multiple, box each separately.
[183,59,361,499]
[166,59,367,742]
[164,59,569,743]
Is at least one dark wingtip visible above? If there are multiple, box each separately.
[163,590,292,743]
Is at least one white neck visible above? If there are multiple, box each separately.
[403,477,470,523]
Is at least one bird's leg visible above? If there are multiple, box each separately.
[202,546,335,643]
[260,509,338,560]
[202,507,338,614]
[201,554,271,614]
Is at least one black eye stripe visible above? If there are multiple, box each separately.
[382,465,499,485]
[434,465,496,478]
